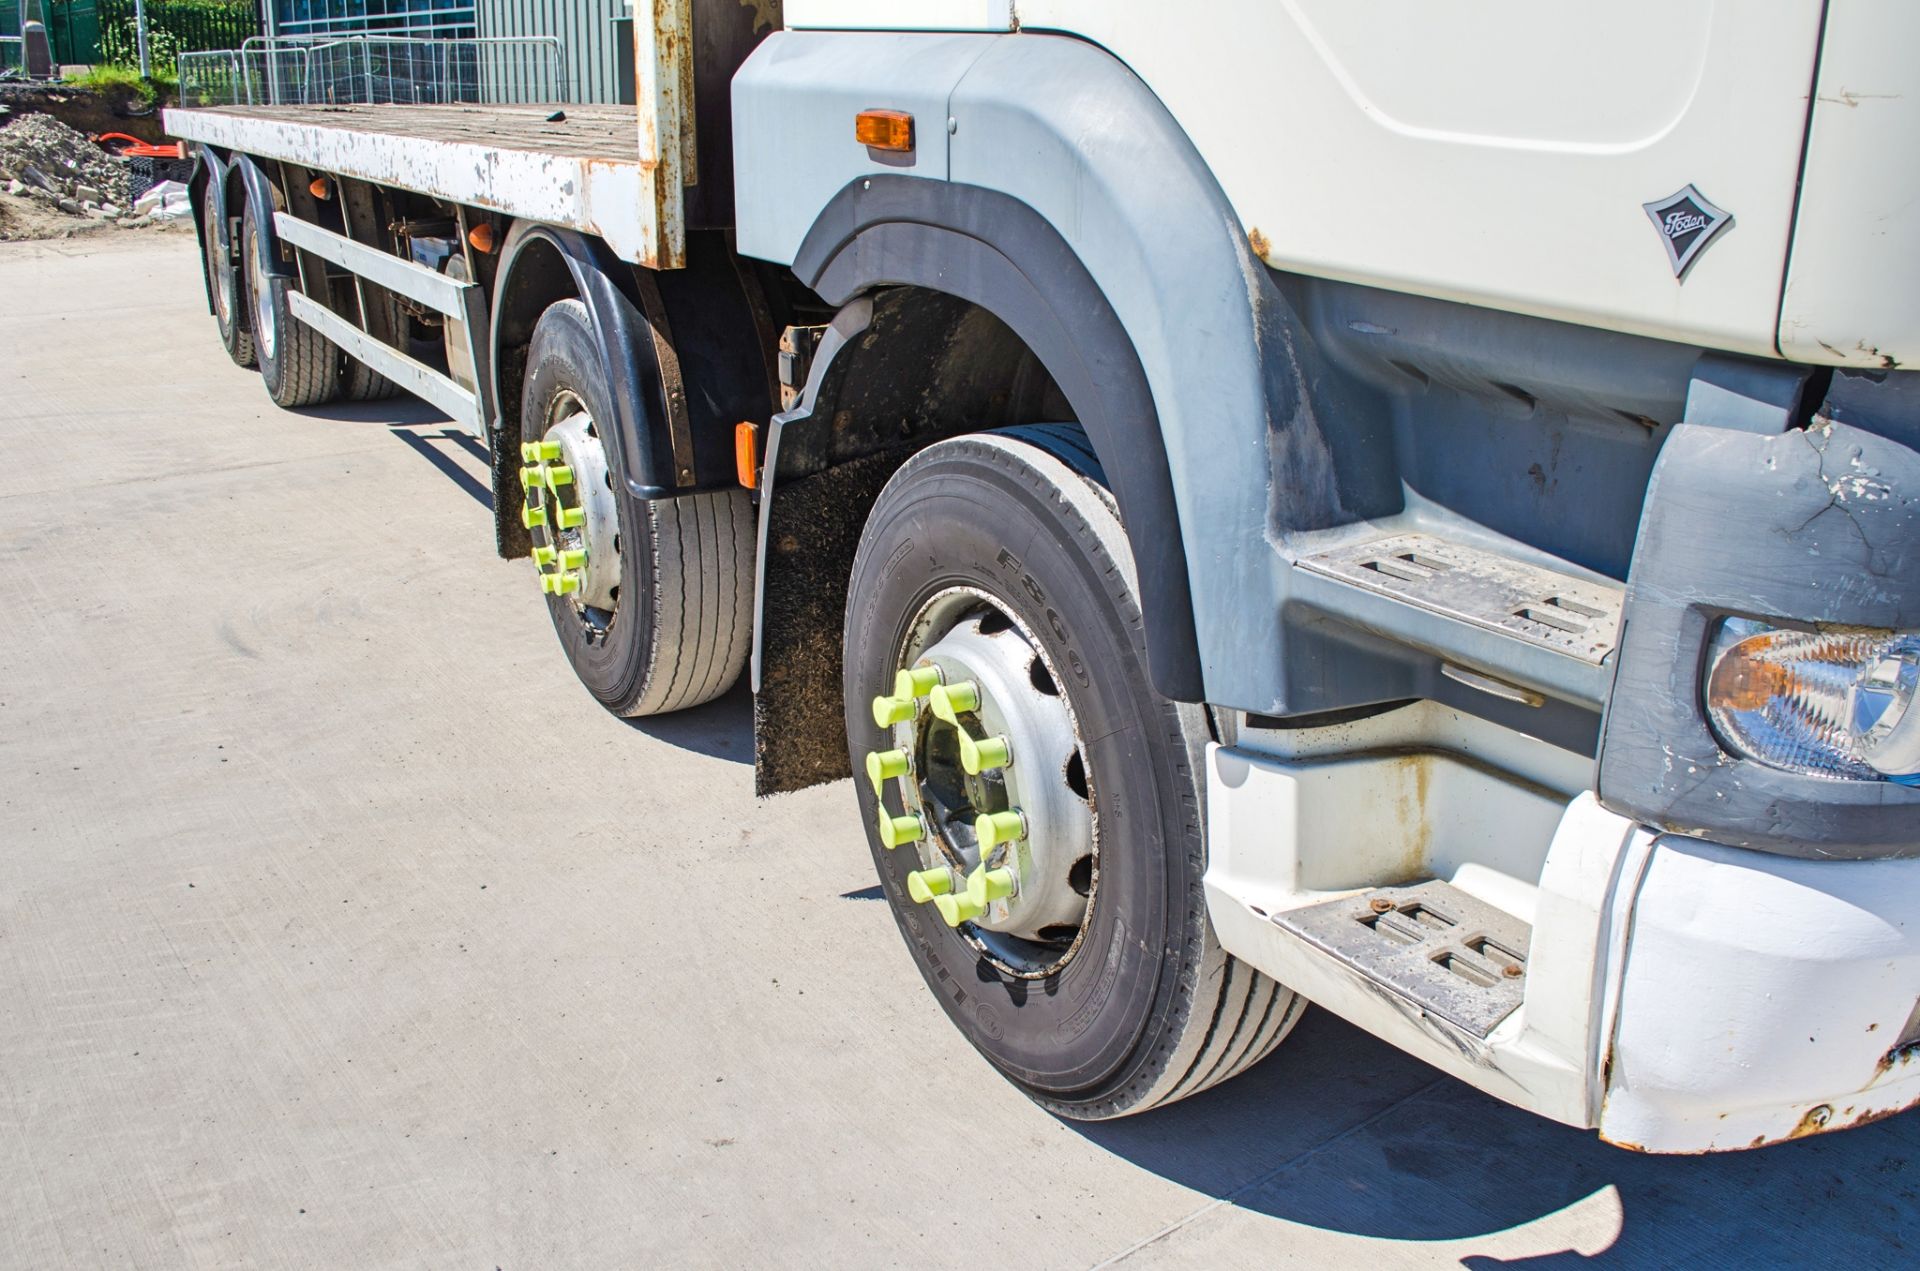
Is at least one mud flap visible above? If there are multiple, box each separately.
[753,449,909,795]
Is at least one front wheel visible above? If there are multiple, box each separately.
[517,299,753,716]
[844,427,1301,1119]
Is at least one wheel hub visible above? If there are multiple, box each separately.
[864,591,1095,974]
[520,409,619,610]
[205,203,234,328]
[246,229,275,363]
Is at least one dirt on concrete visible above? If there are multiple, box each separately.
[0,186,191,241]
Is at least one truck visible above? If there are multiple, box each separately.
[164,2,1920,1154]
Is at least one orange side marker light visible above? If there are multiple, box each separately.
[855,109,914,153]
[735,421,760,490]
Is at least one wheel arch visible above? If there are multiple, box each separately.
[734,30,1297,720]
[188,146,224,316]
[228,153,288,281]
[787,179,1205,704]
[489,222,773,560]
[488,222,668,558]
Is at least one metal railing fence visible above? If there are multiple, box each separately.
[177,34,567,108]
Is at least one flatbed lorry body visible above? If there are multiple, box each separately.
[166,2,1920,1156]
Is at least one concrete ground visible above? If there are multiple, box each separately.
[1,233,1914,1269]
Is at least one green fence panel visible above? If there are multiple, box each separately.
[92,0,256,66]
[49,0,101,64]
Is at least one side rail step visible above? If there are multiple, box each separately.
[1295,531,1625,706]
[272,210,491,433]
[1300,533,1623,664]
[1271,879,1531,1038]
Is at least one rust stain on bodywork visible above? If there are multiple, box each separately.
[1247,226,1271,259]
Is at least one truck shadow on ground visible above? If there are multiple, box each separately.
[291,399,496,508]
[621,678,754,765]
[1072,1009,1918,1266]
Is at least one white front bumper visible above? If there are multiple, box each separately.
[1204,743,1920,1153]
[1601,835,1920,1153]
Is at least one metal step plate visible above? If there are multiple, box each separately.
[1299,533,1624,664]
[1271,880,1531,1038]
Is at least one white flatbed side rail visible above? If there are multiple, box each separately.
[165,103,666,267]
[166,16,688,269]
[271,212,489,431]
[286,291,483,431]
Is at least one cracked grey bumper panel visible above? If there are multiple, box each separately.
[1597,419,1920,858]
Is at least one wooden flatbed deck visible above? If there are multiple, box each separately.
[163,103,667,266]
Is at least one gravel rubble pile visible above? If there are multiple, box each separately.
[0,113,137,218]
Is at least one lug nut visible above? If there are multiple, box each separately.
[894,665,944,700]
[557,504,586,530]
[975,809,1026,850]
[933,892,986,927]
[929,680,981,724]
[531,545,557,567]
[966,865,1016,908]
[521,503,547,529]
[871,694,916,727]
[906,867,953,903]
[558,548,587,571]
[876,809,925,849]
[961,733,1012,775]
[545,465,574,487]
[864,748,910,794]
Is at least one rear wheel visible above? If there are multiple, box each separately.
[201,191,253,368]
[243,199,338,409]
[844,427,1301,1119]
[339,289,402,401]
[518,299,753,716]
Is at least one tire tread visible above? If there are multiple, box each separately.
[621,487,755,716]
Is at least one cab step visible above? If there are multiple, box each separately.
[1298,532,1623,666]
[1269,879,1531,1038]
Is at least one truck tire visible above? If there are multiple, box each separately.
[201,191,254,368]
[339,289,402,401]
[341,358,399,401]
[243,201,339,409]
[519,299,753,716]
[844,427,1301,1119]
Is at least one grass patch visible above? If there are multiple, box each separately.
[62,65,180,108]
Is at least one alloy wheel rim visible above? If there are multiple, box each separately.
[246,227,275,363]
[520,391,622,633]
[865,587,1098,979]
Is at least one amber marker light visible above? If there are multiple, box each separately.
[735,421,760,489]
[308,177,331,200]
[468,222,496,254]
[855,109,914,153]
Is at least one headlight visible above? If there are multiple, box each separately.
[1705,619,1920,786]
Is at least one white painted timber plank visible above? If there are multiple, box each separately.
[165,105,657,266]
